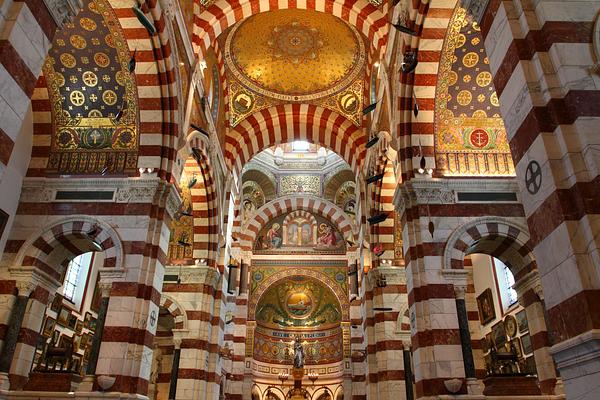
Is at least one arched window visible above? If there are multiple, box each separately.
[493,258,517,311]
[63,252,93,308]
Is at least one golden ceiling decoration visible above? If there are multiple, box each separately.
[44,0,138,175]
[434,7,514,176]
[223,9,366,126]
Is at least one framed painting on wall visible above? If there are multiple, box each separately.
[50,293,63,313]
[516,309,529,333]
[477,288,496,325]
[42,317,56,337]
[57,308,70,327]
[492,321,507,348]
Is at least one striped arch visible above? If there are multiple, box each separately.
[159,294,188,330]
[192,0,390,58]
[186,132,219,268]
[13,216,123,283]
[226,104,366,175]
[238,195,355,251]
[443,217,537,281]
[29,0,179,179]
[390,0,460,181]
[367,131,396,262]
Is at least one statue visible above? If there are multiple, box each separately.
[293,336,305,369]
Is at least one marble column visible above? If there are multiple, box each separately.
[79,281,111,391]
[169,338,182,400]
[442,269,482,395]
[0,282,34,390]
[402,342,414,400]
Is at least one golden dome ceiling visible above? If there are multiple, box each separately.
[224,9,366,102]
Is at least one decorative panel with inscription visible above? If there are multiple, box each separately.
[435,7,514,176]
[44,0,139,175]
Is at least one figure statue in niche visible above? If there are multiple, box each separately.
[266,223,282,248]
[293,336,305,368]
[317,223,337,247]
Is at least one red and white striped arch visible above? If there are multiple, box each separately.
[393,0,458,181]
[226,104,367,175]
[238,195,355,250]
[159,294,188,330]
[186,132,220,268]
[443,216,537,280]
[13,216,123,283]
[192,0,390,58]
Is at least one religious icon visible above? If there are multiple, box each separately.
[266,223,282,248]
[317,223,337,247]
[477,288,495,325]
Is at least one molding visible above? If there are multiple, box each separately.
[441,269,469,299]
[393,178,520,215]
[19,177,171,204]
[42,0,82,28]
[164,265,221,288]
[550,330,600,371]
[9,266,61,295]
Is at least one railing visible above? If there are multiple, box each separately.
[437,151,515,177]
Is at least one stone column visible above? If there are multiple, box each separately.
[79,280,112,392]
[169,338,182,400]
[0,281,34,390]
[402,341,414,400]
[442,269,482,395]
[514,271,558,395]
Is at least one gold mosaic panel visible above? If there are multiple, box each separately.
[435,7,514,176]
[280,175,320,196]
[44,0,138,175]
[223,9,366,126]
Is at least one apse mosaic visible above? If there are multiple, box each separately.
[44,0,138,174]
[434,7,515,176]
[222,9,366,126]
[252,276,344,365]
[255,276,342,329]
[253,211,345,254]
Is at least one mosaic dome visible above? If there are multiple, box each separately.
[224,9,365,102]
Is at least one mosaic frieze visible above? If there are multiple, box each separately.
[435,7,514,176]
[44,0,138,175]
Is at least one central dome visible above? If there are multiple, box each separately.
[224,9,365,101]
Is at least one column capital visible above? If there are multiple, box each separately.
[10,267,61,297]
[42,0,82,28]
[172,329,189,349]
[513,270,543,303]
[441,269,469,299]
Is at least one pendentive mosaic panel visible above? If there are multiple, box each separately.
[223,9,366,126]
[435,7,514,176]
[44,0,139,174]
